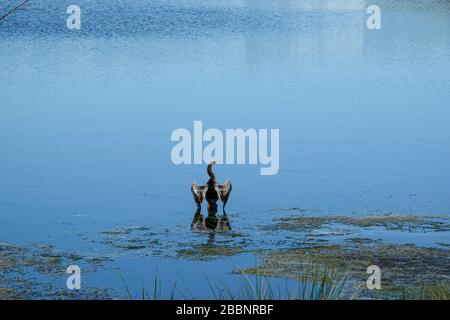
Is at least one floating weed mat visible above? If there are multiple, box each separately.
[238,242,450,299]
[92,225,168,254]
[60,214,450,299]
[262,213,450,233]
[91,224,253,261]
[0,242,112,299]
[176,244,246,261]
[89,214,449,262]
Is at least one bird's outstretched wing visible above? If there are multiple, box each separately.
[191,181,208,207]
[214,179,232,204]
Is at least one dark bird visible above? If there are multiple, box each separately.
[191,161,232,215]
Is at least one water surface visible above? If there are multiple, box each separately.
[1,0,449,298]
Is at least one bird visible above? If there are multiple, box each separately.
[191,161,232,215]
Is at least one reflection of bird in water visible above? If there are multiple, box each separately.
[191,161,232,230]
[216,213,231,231]
[191,209,204,229]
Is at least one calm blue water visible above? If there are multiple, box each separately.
[1,0,449,298]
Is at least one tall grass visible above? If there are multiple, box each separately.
[119,269,179,300]
[121,263,358,300]
[423,283,450,300]
[121,268,449,300]
[401,282,450,300]
[208,263,357,300]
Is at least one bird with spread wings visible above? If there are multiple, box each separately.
[191,161,232,215]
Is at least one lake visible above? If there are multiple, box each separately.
[0,0,449,299]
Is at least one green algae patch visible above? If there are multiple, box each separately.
[94,223,251,260]
[97,225,161,252]
[177,245,245,260]
[100,229,132,235]
[100,226,155,236]
[346,238,382,244]
[263,214,450,233]
[99,235,161,252]
[0,242,113,299]
[237,242,450,298]
[0,286,19,300]
[418,283,450,300]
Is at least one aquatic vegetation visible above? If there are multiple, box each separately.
[3,210,448,299]
[0,286,21,300]
[100,229,132,235]
[89,212,449,300]
[100,226,154,235]
[398,282,450,300]
[177,245,245,261]
[94,222,250,261]
[120,273,179,300]
[238,242,449,299]
[268,207,306,213]
[96,226,163,253]
[346,238,382,244]
[263,214,450,233]
[122,266,355,300]
[222,265,356,300]
[420,283,450,300]
[0,242,113,299]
